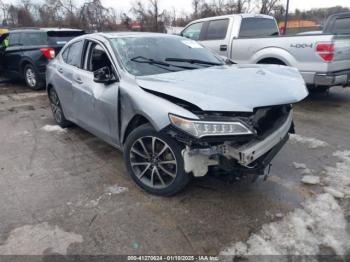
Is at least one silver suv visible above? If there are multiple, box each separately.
[46,32,308,196]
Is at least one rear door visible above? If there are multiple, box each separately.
[20,32,50,73]
[199,18,231,57]
[55,40,85,121]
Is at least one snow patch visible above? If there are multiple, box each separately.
[221,194,350,257]
[221,150,350,257]
[105,185,128,195]
[323,151,350,198]
[41,125,66,133]
[324,187,345,199]
[290,134,328,149]
[0,222,83,255]
[73,185,128,209]
[293,162,307,169]
[301,175,320,185]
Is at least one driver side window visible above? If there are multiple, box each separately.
[182,22,203,40]
[87,43,112,72]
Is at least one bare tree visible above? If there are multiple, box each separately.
[258,0,280,15]
[131,0,165,32]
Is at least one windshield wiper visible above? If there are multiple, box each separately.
[130,56,197,70]
[165,58,223,66]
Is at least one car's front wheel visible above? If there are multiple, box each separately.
[23,64,44,90]
[124,124,190,196]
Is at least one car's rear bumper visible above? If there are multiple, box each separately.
[302,70,350,87]
[182,112,293,177]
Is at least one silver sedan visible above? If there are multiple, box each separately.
[46,32,308,196]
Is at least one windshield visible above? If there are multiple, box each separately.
[110,36,224,76]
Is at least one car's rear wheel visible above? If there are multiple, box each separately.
[24,64,44,90]
[48,87,72,128]
[124,124,190,196]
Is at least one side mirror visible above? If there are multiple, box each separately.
[93,66,118,84]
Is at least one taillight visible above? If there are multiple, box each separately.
[40,48,55,60]
[316,43,335,62]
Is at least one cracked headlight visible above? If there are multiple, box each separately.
[169,114,254,138]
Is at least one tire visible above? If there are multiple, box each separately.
[124,124,190,196]
[23,64,44,90]
[48,87,72,128]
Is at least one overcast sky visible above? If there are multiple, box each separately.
[99,0,350,14]
[6,0,350,14]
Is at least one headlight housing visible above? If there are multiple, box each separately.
[169,114,254,138]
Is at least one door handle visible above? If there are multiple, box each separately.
[220,45,228,51]
[58,68,64,73]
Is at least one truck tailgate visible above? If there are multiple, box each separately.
[330,35,350,72]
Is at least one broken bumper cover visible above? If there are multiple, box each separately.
[183,112,293,177]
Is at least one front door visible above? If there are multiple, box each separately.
[72,41,120,145]
[3,32,23,75]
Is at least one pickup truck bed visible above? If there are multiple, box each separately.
[231,33,350,87]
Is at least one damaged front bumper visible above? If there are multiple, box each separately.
[182,112,293,177]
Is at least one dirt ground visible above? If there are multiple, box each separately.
[0,79,349,257]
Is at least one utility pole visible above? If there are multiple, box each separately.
[283,0,290,35]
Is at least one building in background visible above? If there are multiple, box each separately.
[279,20,321,35]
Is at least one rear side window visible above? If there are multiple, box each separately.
[21,32,47,46]
[8,33,21,46]
[333,18,350,34]
[65,40,84,68]
[47,31,85,46]
[239,18,279,38]
[182,22,203,40]
[205,19,229,40]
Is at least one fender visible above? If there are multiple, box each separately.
[119,82,198,145]
[251,47,298,68]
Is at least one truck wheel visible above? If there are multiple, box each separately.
[124,124,190,196]
[48,87,72,128]
[24,64,44,90]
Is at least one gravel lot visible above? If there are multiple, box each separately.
[0,79,349,257]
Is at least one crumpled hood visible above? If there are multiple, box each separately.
[136,64,308,112]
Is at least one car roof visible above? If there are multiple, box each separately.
[188,13,274,23]
[328,12,350,19]
[10,28,83,33]
[97,32,181,39]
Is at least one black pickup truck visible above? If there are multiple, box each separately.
[0,28,84,89]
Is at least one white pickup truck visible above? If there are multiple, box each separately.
[181,12,350,91]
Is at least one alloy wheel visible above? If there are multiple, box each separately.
[130,136,177,189]
[26,68,37,87]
